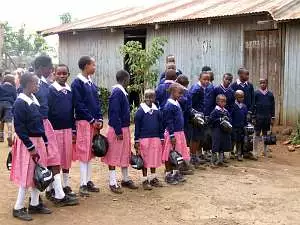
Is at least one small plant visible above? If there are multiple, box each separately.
[291,115,300,145]
[130,103,139,124]
[98,87,110,115]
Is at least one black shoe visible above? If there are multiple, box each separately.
[13,208,32,221]
[87,181,100,192]
[63,186,77,197]
[45,189,55,202]
[54,195,79,207]
[28,203,52,214]
[109,185,123,194]
[121,180,138,189]
[79,185,90,197]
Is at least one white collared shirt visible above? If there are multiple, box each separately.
[167,98,180,108]
[18,93,40,106]
[235,100,244,109]
[40,76,48,84]
[237,79,248,86]
[164,80,175,84]
[140,103,158,114]
[112,84,128,96]
[259,89,268,95]
[77,74,93,85]
[215,105,227,112]
[51,81,71,92]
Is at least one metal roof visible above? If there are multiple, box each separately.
[40,0,300,36]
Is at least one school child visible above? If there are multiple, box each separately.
[213,73,235,114]
[34,55,77,206]
[48,64,76,197]
[163,83,190,184]
[134,89,164,190]
[231,90,248,161]
[253,78,275,158]
[102,70,138,194]
[10,72,51,221]
[156,69,177,109]
[0,74,17,146]
[71,56,103,197]
[209,94,232,167]
[188,72,210,167]
[159,54,182,83]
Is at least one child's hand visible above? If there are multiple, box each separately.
[94,121,103,130]
[116,134,123,140]
[161,140,164,146]
[134,142,140,150]
[72,134,76,144]
[170,137,176,148]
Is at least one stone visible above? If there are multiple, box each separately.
[288,146,295,152]
[164,206,171,210]
[282,140,291,145]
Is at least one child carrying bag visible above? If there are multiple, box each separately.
[92,133,109,157]
[33,156,54,192]
[169,149,184,167]
[264,126,277,145]
[130,153,144,170]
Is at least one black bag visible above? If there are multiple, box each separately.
[220,119,232,133]
[264,134,277,145]
[6,151,12,171]
[190,109,205,128]
[130,153,144,170]
[244,123,255,135]
[169,149,184,167]
[92,134,109,157]
[33,159,54,192]
[243,135,253,152]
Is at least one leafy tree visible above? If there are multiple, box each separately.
[120,37,167,101]
[60,12,72,24]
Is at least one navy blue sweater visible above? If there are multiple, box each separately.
[230,80,254,113]
[159,69,183,84]
[71,75,102,123]
[134,105,164,141]
[231,102,248,128]
[213,85,235,114]
[189,83,205,113]
[48,82,75,130]
[108,86,130,136]
[13,94,48,150]
[0,83,17,105]
[178,88,192,127]
[35,79,50,119]
[155,81,174,109]
[163,99,184,137]
[204,83,215,116]
[209,107,231,129]
[254,90,275,119]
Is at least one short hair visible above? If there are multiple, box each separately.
[237,67,249,75]
[168,82,184,94]
[34,55,52,70]
[176,75,189,87]
[144,89,155,97]
[259,78,268,83]
[20,72,34,88]
[202,66,212,72]
[116,69,130,82]
[199,71,210,79]
[223,73,233,78]
[165,69,177,80]
[55,64,70,73]
[78,56,93,71]
[216,94,227,102]
[235,90,244,97]
[166,54,175,63]
[3,74,15,86]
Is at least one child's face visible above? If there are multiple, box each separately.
[144,93,155,107]
[55,66,69,85]
[259,80,267,90]
[236,94,244,103]
[239,72,249,82]
[217,97,226,108]
[172,88,183,101]
[85,58,96,75]
[166,64,176,71]
[199,74,210,87]
[28,75,39,94]
[40,65,53,78]
[223,75,232,87]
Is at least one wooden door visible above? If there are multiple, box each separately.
[244,30,282,124]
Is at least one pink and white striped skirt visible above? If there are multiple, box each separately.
[43,119,61,166]
[162,131,190,162]
[139,137,163,168]
[102,126,131,167]
[54,128,73,169]
[10,136,48,188]
[75,120,94,162]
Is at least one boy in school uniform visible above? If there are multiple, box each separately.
[159,54,182,83]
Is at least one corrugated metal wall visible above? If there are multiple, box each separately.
[59,30,124,88]
[283,23,300,125]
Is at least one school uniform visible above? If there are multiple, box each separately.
[71,74,103,162]
[48,81,74,169]
[35,76,60,166]
[159,69,182,84]
[10,93,48,188]
[102,84,131,167]
[178,88,192,144]
[254,89,275,135]
[162,99,190,162]
[134,103,163,168]
[231,101,248,143]
[210,106,232,153]
[213,84,235,114]
[0,83,17,122]
[155,80,175,109]
[230,79,254,113]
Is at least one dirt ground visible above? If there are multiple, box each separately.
[1,126,300,225]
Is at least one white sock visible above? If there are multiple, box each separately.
[165,171,171,176]
[63,173,69,187]
[46,183,53,192]
[14,187,26,210]
[80,162,87,186]
[121,167,130,182]
[172,170,179,175]
[53,174,65,200]
[87,161,92,183]
[30,188,40,206]
[109,170,117,186]
[142,176,148,182]
[150,173,157,181]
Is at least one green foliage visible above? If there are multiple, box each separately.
[291,119,300,145]
[3,22,55,57]
[98,87,111,115]
[120,37,167,101]
[59,12,72,24]
[130,103,139,124]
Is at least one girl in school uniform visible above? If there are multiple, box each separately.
[48,64,76,197]
[34,56,77,206]
[102,70,138,194]
[71,56,103,197]
[163,83,190,184]
[11,72,51,221]
[134,89,164,190]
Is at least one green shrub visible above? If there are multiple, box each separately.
[130,103,139,124]
[98,87,110,115]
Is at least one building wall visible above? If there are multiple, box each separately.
[59,29,124,88]
[283,23,300,125]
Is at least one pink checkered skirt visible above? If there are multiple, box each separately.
[75,120,94,162]
[54,128,72,169]
[102,126,131,167]
[139,137,163,168]
[43,119,61,166]
[162,131,190,162]
[10,136,48,188]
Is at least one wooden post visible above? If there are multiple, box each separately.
[0,22,4,69]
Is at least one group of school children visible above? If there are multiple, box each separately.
[0,53,275,221]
